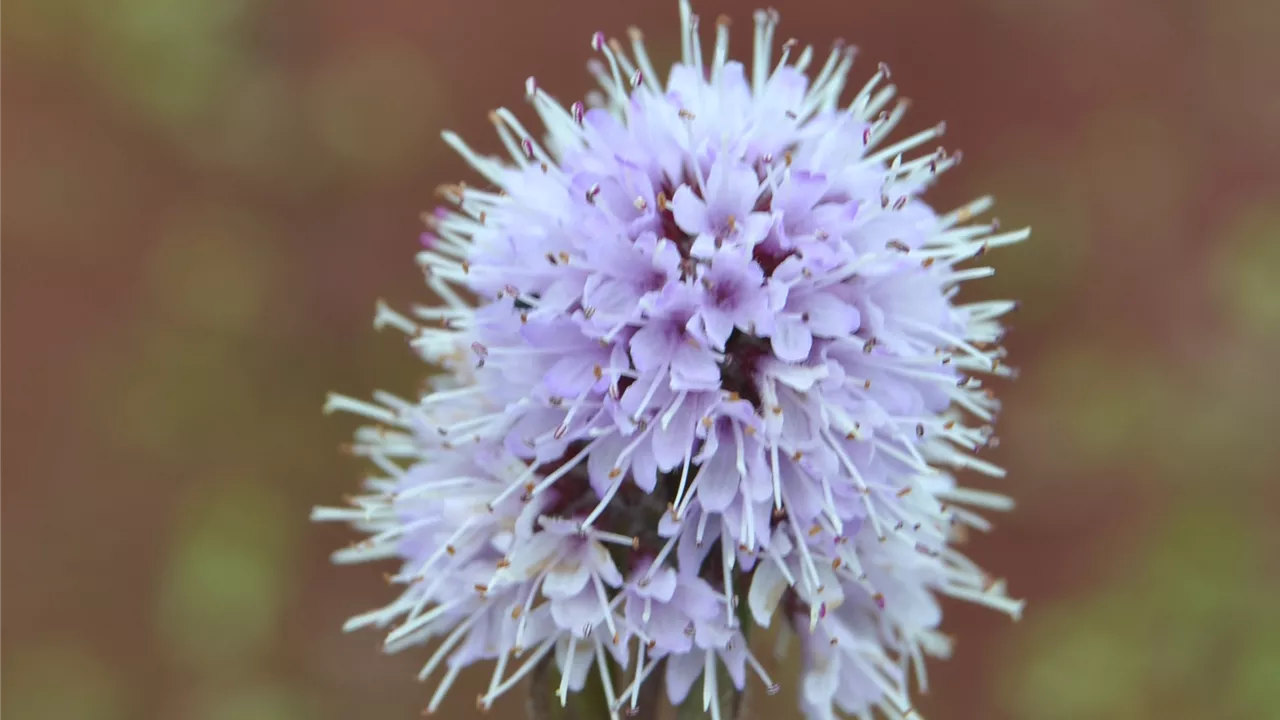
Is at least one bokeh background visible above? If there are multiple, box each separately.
[4,0,1279,718]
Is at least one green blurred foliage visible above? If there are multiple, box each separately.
[103,327,259,456]
[81,0,255,134]
[1002,503,1279,719]
[1040,345,1177,466]
[3,642,131,720]
[158,477,295,672]
[196,683,316,720]
[966,152,1088,333]
[1214,204,1280,341]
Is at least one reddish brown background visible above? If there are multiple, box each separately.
[4,0,1279,718]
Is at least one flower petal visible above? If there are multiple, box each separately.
[747,557,789,628]
[665,649,705,705]
[670,185,710,236]
[771,316,813,362]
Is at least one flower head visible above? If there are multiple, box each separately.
[316,2,1028,717]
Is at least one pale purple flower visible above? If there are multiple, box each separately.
[315,2,1028,718]
[670,161,772,259]
[613,557,779,717]
[582,231,681,333]
[628,283,722,391]
[693,250,774,349]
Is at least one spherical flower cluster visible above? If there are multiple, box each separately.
[314,3,1028,718]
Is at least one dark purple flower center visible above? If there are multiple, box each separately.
[710,278,740,309]
[539,441,673,562]
[718,331,770,408]
[643,270,668,294]
[752,244,791,276]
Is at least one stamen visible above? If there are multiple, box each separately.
[626,27,663,94]
[711,15,732,83]
[558,636,578,705]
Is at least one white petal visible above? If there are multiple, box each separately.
[747,558,789,628]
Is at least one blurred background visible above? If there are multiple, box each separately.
[4,0,1279,718]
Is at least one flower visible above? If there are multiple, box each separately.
[314,2,1029,718]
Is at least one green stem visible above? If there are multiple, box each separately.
[527,653,611,720]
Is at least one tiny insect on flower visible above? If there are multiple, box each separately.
[314,2,1028,718]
